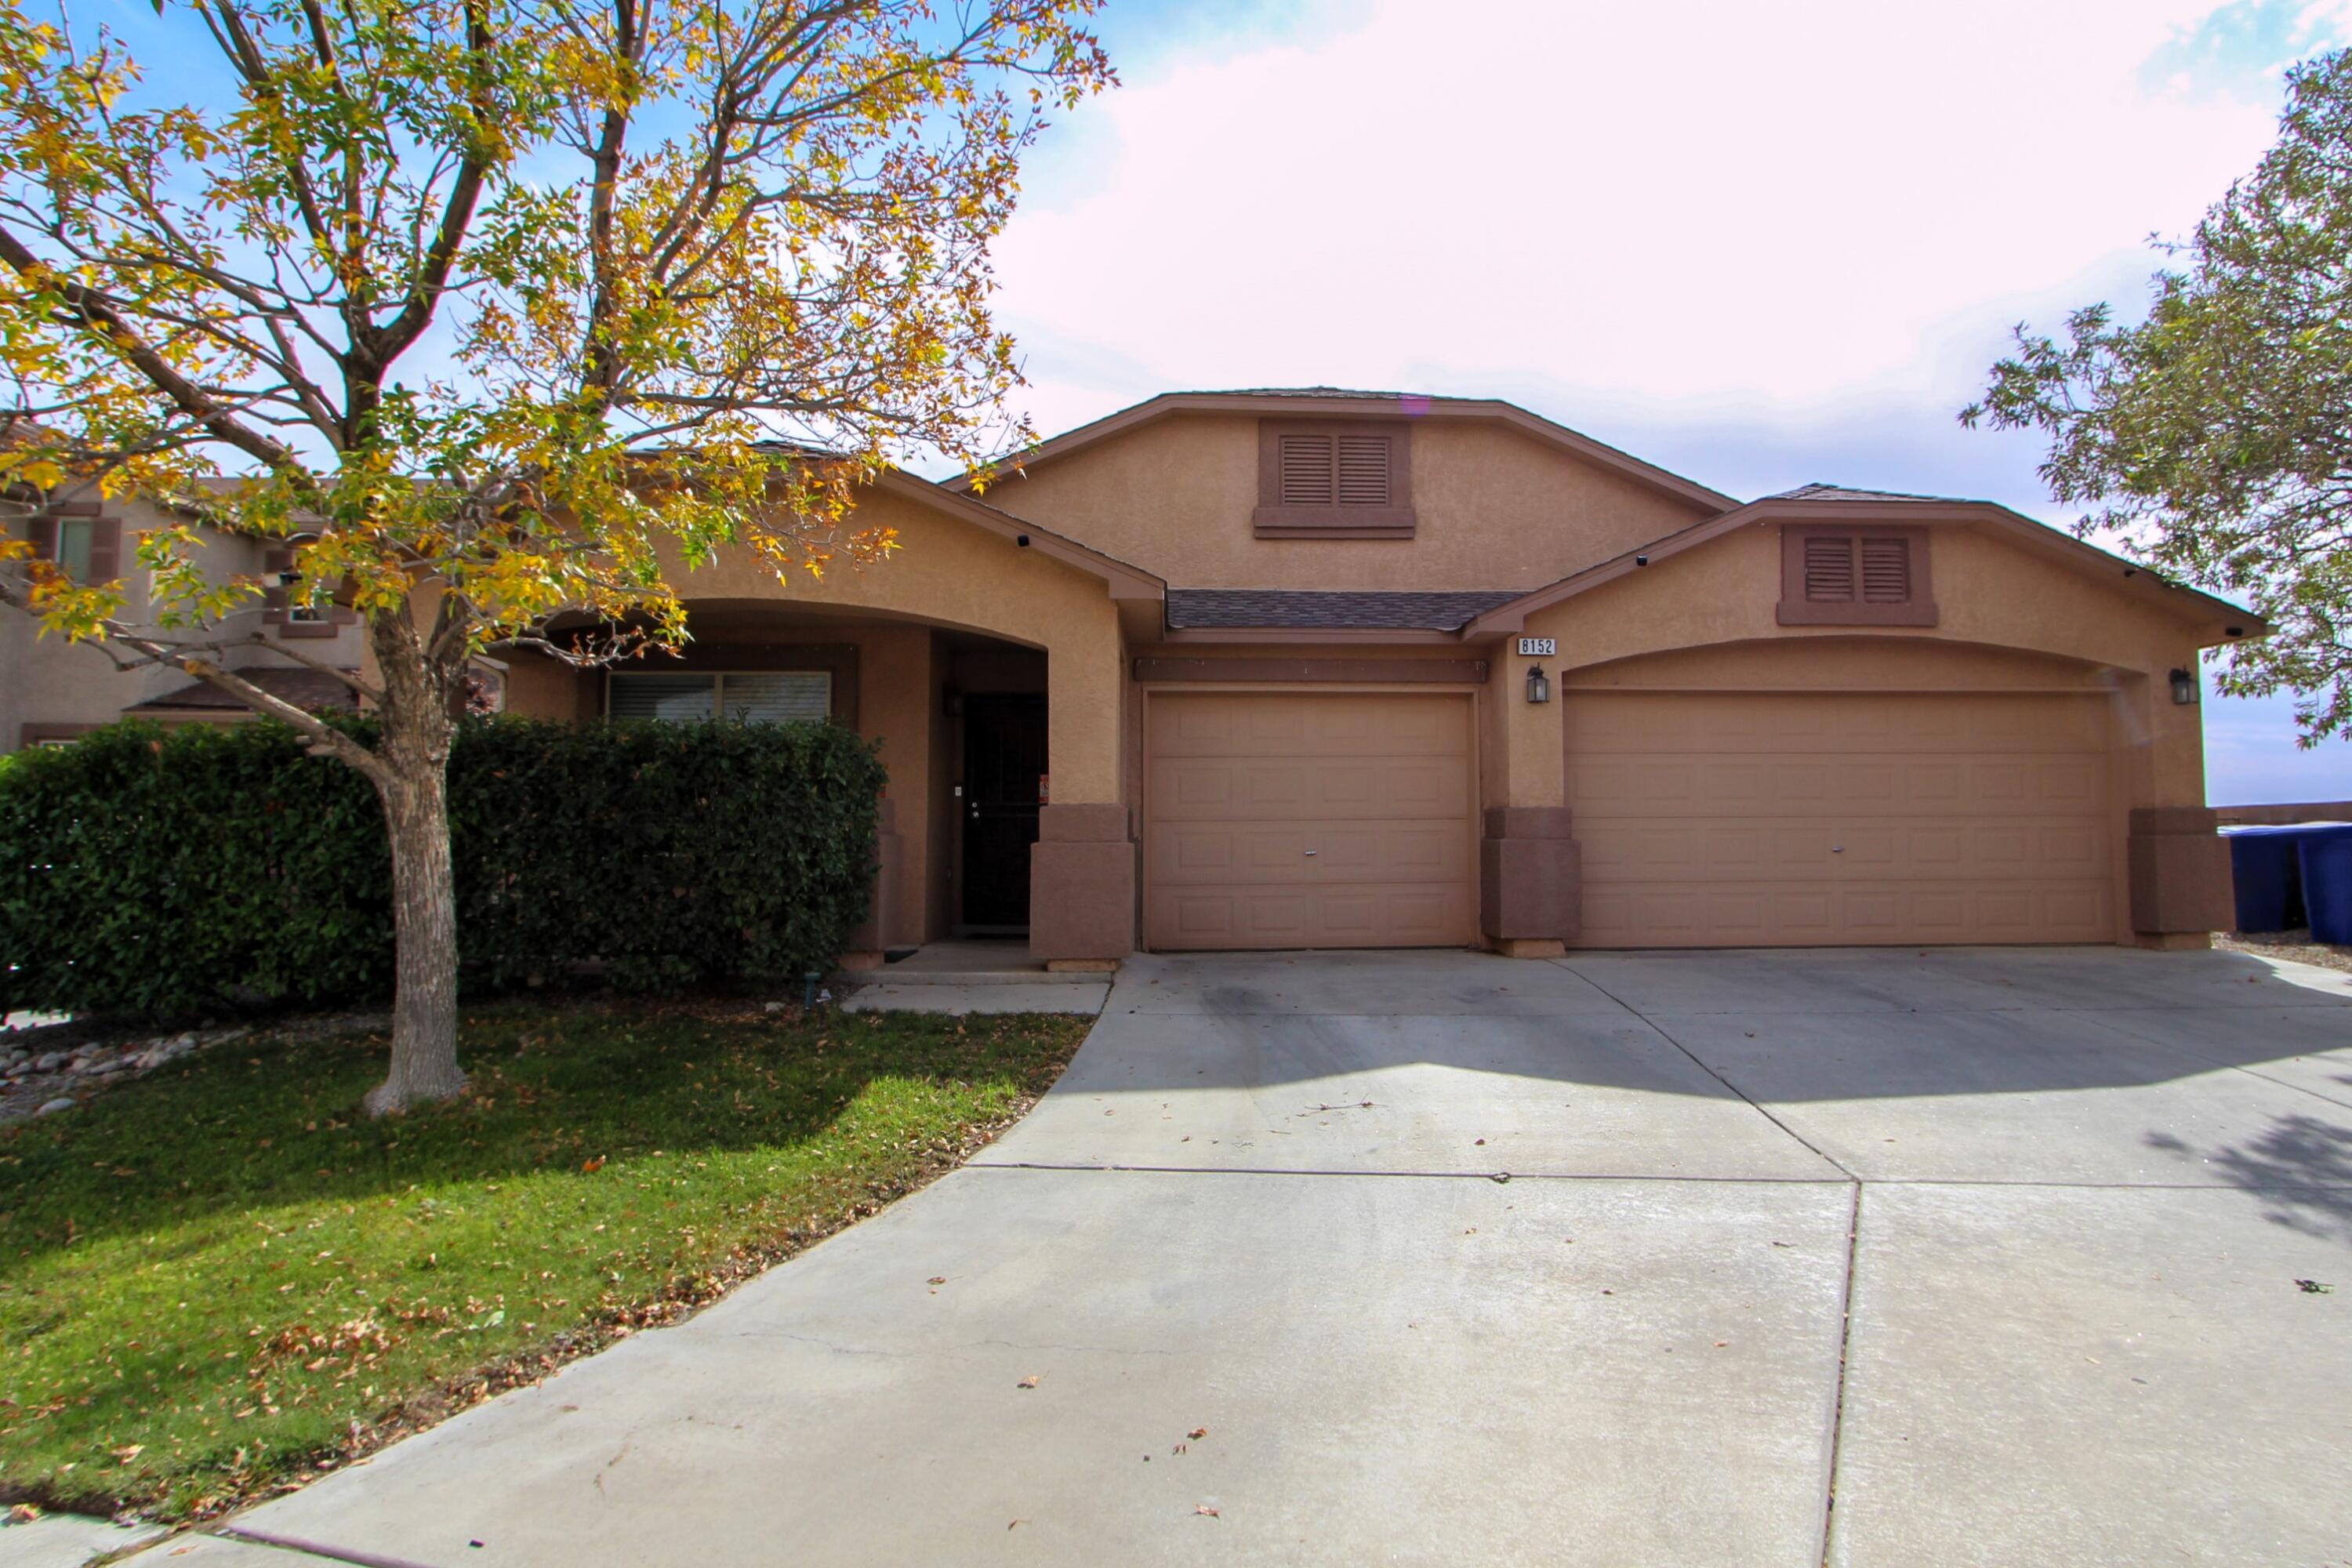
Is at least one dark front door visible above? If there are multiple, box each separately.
[961,694,1047,930]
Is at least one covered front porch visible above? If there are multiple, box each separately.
[499,603,1073,960]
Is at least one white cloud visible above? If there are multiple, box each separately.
[994,0,2288,434]
[980,0,2352,797]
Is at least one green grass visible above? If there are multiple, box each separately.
[0,1000,1090,1519]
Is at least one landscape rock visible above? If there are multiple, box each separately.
[34,1098,74,1116]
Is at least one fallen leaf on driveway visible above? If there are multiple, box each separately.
[1196,1504,1220,1518]
[927,1276,946,1286]
[1189,1428,1208,1439]
[2296,1279,2333,1294]
[1017,1375,1040,1388]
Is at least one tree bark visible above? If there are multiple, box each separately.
[362,607,468,1116]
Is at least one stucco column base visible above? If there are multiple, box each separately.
[1479,806,1581,944]
[844,799,901,956]
[1047,958,1121,974]
[2133,931,2214,952]
[2126,806,2234,938]
[836,951,885,971]
[1030,804,1137,964]
[1494,938,1568,960]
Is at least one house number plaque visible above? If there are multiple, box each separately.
[1516,637,1556,657]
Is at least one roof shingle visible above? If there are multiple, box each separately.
[1166,588,1526,632]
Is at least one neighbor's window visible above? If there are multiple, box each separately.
[25,504,117,583]
[608,670,833,724]
[1254,419,1417,537]
[1777,525,1936,627]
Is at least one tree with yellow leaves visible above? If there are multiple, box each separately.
[0,0,1112,1112]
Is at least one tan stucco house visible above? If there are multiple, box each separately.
[9,388,2254,962]
[497,387,2259,963]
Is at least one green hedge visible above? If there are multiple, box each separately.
[0,717,885,1018]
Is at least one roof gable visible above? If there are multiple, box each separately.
[1466,489,2267,642]
[956,390,1739,517]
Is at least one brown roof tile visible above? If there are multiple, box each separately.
[1166,588,1525,631]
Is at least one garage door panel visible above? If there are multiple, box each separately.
[1146,693,1475,950]
[1149,757,1472,822]
[1145,883,1474,950]
[1152,693,1468,758]
[1575,880,2115,947]
[1566,692,2111,757]
[1569,690,2116,947]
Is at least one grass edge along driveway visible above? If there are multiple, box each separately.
[0,999,1091,1521]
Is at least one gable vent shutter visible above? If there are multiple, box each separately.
[1335,436,1391,506]
[1859,537,1910,603]
[1278,434,1334,506]
[1803,535,1856,601]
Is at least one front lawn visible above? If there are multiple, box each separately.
[0,1000,1089,1519]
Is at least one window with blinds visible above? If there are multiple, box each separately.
[1778,526,1936,626]
[608,671,832,724]
[1256,420,1416,536]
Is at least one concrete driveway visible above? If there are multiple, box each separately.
[148,947,2352,1567]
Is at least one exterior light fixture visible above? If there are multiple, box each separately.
[2169,667,2198,706]
[1525,663,1552,704]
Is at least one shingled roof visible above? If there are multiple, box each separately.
[125,666,361,713]
[1770,482,1966,504]
[1166,588,1526,632]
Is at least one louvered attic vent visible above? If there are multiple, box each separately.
[1257,422,1415,536]
[1779,525,1937,626]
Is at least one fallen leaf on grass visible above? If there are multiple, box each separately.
[581,1156,605,1173]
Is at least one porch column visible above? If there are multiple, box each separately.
[2127,805,2234,950]
[1029,625,1135,968]
[1482,640,1580,956]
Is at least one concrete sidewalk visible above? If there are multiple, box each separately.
[89,946,2352,1566]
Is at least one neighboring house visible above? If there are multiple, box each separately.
[9,390,2252,963]
[492,388,2254,962]
[3,481,367,748]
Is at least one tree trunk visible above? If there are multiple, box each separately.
[362,609,468,1116]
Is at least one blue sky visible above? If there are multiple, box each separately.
[979,0,2352,805]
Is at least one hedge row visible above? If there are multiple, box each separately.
[0,717,886,1018]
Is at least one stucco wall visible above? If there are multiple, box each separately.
[1517,518,2213,811]
[985,413,1715,590]
[665,488,1126,807]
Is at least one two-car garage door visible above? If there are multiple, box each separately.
[1563,690,2117,946]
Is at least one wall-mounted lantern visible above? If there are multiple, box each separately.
[2168,667,2198,706]
[1525,662,1552,704]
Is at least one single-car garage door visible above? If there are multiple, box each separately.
[1145,691,1475,949]
[1565,690,2116,946]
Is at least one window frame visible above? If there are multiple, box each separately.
[24,502,120,585]
[1777,523,1937,627]
[605,668,837,724]
[262,541,357,640]
[1252,419,1417,538]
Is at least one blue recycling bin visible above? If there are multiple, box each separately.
[2297,826,2352,944]
[2226,826,2309,932]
